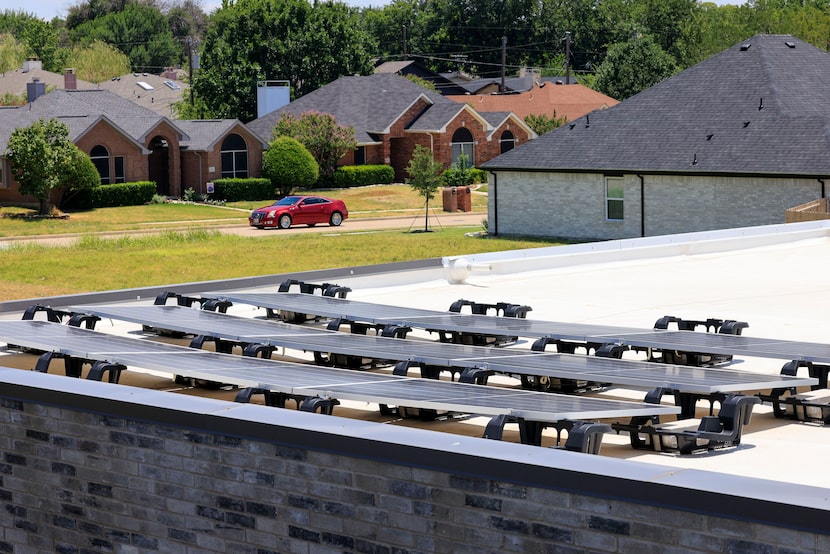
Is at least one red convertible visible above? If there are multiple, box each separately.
[248,195,349,229]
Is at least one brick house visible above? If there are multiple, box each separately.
[482,34,830,240]
[0,87,265,206]
[247,73,536,181]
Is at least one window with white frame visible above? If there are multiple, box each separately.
[221,134,248,178]
[90,145,110,184]
[451,127,474,167]
[605,176,624,221]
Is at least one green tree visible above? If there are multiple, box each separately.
[262,136,319,197]
[273,111,357,184]
[68,40,130,84]
[5,119,94,215]
[193,0,374,121]
[405,144,443,232]
[594,34,678,100]
[0,32,25,75]
[69,3,178,73]
[58,147,101,208]
[524,110,568,136]
[21,17,66,72]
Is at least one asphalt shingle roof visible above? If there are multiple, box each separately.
[482,35,830,177]
[248,73,460,144]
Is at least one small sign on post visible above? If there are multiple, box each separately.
[206,182,214,194]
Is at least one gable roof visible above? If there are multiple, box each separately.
[248,73,535,145]
[177,119,268,152]
[483,35,830,177]
[248,73,450,144]
[448,82,618,123]
[0,89,213,156]
[95,72,189,117]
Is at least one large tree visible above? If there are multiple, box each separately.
[272,111,357,184]
[6,119,99,214]
[193,0,375,121]
[69,2,179,73]
[594,34,678,100]
[68,39,130,84]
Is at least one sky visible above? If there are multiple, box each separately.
[12,0,739,23]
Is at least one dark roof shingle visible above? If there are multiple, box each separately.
[483,35,830,177]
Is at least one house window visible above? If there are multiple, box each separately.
[500,130,515,154]
[114,156,125,183]
[90,145,110,184]
[354,146,366,165]
[451,127,475,167]
[221,134,248,178]
[606,176,624,221]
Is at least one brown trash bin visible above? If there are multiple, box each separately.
[457,186,472,212]
[442,187,457,212]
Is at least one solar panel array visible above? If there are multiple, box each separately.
[213,292,830,364]
[0,320,680,423]
[70,304,816,396]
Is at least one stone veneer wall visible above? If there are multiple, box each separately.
[0,369,827,553]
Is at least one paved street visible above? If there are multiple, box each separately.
[0,210,487,248]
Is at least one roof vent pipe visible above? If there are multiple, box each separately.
[758,98,764,110]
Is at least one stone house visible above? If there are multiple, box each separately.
[481,34,830,240]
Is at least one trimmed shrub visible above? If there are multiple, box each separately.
[263,136,319,196]
[64,181,156,209]
[333,165,395,188]
[211,178,273,201]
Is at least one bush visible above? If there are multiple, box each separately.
[262,136,319,196]
[64,181,156,209]
[333,165,395,188]
[211,178,273,201]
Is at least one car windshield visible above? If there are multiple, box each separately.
[274,196,302,206]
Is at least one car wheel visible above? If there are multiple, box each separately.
[329,212,343,226]
[278,214,292,229]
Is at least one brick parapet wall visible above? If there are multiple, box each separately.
[0,370,827,553]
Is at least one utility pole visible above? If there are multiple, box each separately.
[402,25,408,59]
[564,31,571,84]
[500,36,507,93]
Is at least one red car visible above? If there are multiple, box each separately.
[248,195,349,229]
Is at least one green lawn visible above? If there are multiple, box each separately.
[0,185,559,302]
[0,184,487,237]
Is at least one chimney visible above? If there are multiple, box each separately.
[22,58,42,72]
[64,68,77,90]
[26,78,46,103]
[162,67,178,80]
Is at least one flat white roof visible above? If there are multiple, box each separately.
[3,220,830,493]
[308,220,830,489]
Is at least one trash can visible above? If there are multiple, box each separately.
[458,186,472,212]
[442,187,457,212]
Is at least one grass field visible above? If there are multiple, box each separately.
[0,185,559,301]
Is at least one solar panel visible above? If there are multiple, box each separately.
[68,304,816,395]
[212,292,830,364]
[0,320,680,424]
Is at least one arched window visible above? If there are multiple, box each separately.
[451,127,474,167]
[500,130,515,154]
[90,145,110,184]
[221,134,248,178]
